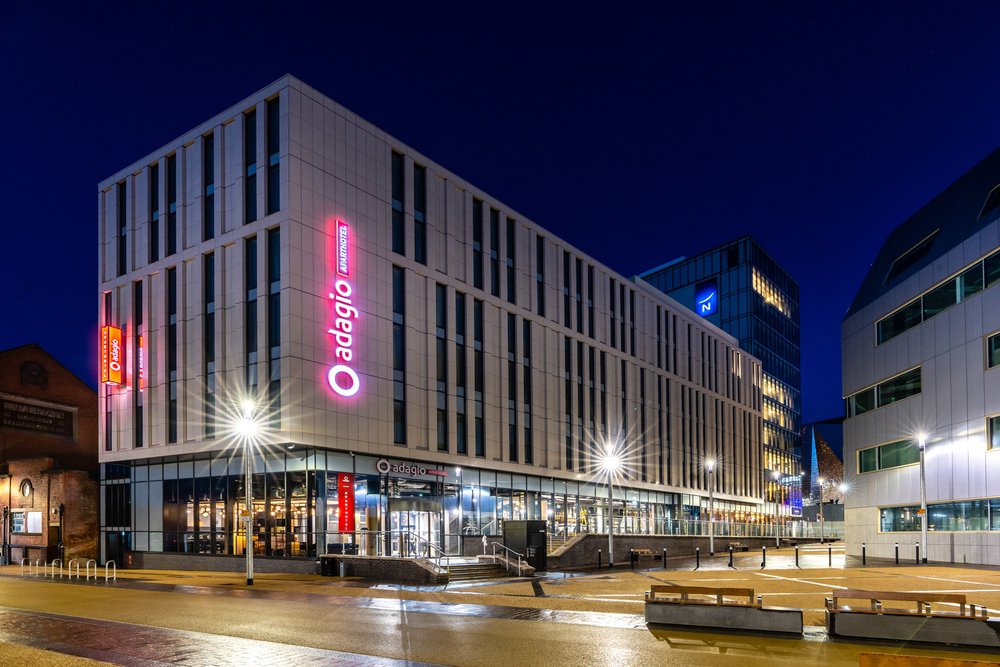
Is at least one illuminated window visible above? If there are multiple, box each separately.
[752,268,791,317]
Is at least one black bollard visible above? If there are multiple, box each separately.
[915,543,920,565]
[662,548,667,569]
[728,545,734,569]
[761,546,766,569]
[828,545,832,567]
[795,545,799,568]
[894,542,899,565]
[695,547,700,570]
[598,549,602,569]
[630,549,635,570]
[862,542,866,566]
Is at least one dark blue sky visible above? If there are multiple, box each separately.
[3,2,1000,423]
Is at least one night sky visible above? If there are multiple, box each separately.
[3,2,1000,424]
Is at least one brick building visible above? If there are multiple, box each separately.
[1,344,99,563]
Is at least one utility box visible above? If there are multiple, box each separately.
[503,520,547,572]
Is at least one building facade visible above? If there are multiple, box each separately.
[1,344,99,563]
[97,75,766,566]
[843,148,1000,565]
[639,236,803,519]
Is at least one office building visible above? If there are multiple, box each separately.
[97,75,766,567]
[843,147,1000,565]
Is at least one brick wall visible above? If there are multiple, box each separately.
[131,552,319,574]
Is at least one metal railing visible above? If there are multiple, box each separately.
[488,543,526,576]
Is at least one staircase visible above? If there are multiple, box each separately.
[446,561,511,582]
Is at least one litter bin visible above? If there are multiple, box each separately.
[320,556,335,576]
[339,561,347,577]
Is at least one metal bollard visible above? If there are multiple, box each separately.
[915,543,920,565]
[728,545,734,569]
[895,542,899,565]
[630,549,635,570]
[695,547,700,570]
[761,546,766,569]
[828,545,832,567]
[862,542,866,566]
[662,547,667,569]
[795,546,799,568]
[598,549,602,569]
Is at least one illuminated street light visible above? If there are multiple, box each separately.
[818,476,825,544]
[917,432,928,564]
[231,397,264,585]
[772,470,781,547]
[706,459,715,555]
[598,440,624,567]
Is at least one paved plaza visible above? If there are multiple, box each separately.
[0,545,999,666]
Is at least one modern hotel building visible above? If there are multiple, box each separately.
[97,75,766,566]
[843,148,1000,565]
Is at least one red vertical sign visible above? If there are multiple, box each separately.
[338,472,355,532]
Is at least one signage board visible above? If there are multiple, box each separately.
[338,472,355,532]
[375,458,448,478]
[101,325,124,385]
[694,279,718,317]
[327,220,361,398]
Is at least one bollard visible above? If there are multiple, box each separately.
[598,549,602,569]
[761,546,766,569]
[915,543,920,565]
[630,549,635,570]
[662,548,667,569]
[862,542,866,566]
[695,547,700,571]
[895,542,899,565]
[728,545,734,569]
[795,545,799,568]
[828,545,832,567]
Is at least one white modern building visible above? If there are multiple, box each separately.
[97,75,768,567]
[843,148,1000,565]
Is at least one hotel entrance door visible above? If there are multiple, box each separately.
[388,499,441,557]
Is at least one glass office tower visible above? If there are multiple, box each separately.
[640,236,802,517]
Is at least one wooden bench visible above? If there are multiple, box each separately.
[827,589,984,619]
[645,584,803,634]
[728,542,749,552]
[826,589,999,648]
[631,548,656,561]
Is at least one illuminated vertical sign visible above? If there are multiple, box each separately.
[138,335,144,390]
[327,220,361,398]
[337,472,355,532]
[694,279,718,317]
[100,325,124,385]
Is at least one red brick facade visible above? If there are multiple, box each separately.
[1,344,99,562]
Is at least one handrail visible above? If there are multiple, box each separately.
[490,543,526,577]
[105,560,116,582]
[400,530,447,570]
[67,559,81,579]
[85,559,97,580]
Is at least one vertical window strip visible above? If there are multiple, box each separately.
[267,228,281,427]
[245,236,259,392]
[523,320,533,465]
[563,251,571,328]
[436,283,448,451]
[149,164,159,263]
[166,154,177,256]
[203,134,215,241]
[244,109,257,224]
[575,259,583,334]
[456,292,467,455]
[133,281,143,448]
[474,299,484,456]
[104,292,113,451]
[609,277,616,347]
[393,266,406,444]
[266,97,280,215]
[564,336,573,471]
[535,235,545,317]
[506,218,516,304]
[167,267,178,443]
[117,181,127,276]
[204,253,216,438]
[507,313,517,461]
[414,164,427,264]
[391,152,405,254]
[490,208,500,297]
[587,265,594,338]
[472,199,483,290]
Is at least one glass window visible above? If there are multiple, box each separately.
[988,333,1000,369]
[880,505,921,532]
[847,387,875,417]
[959,264,984,300]
[986,250,1000,289]
[929,499,989,532]
[991,499,1000,531]
[922,278,958,319]
[858,447,878,473]
[877,368,921,406]
[877,439,919,469]
[989,415,1000,450]
[877,300,922,344]
[885,230,938,285]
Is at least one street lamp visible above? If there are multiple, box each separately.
[818,476,825,544]
[233,398,264,585]
[597,440,624,567]
[706,460,715,555]
[772,470,781,547]
[917,432,928,564]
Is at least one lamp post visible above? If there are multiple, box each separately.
[818,476,825,544]
[706,460,715,556]
[918,433,928,564]
[234,398,263,586]
[772,471,781,547]
[598,440,624,568]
